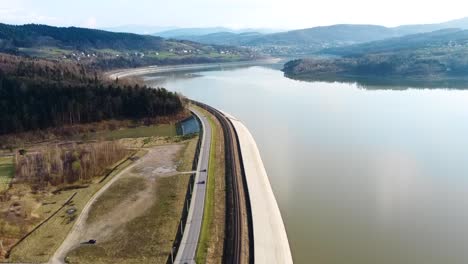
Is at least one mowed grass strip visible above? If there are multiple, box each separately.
[91,124,176,140]
[0,156,14,192]
[195,106,226,264]
[66,137,199,264]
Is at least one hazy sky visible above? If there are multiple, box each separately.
[1,0,467,30]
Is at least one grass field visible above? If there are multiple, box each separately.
[91,124,177,140]
[194,106,226,264]
[0,156,14,192]
[7,153,138,263]
[65,137,199,264]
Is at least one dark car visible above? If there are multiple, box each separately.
[197,180,206,184]
[81,239,97,244]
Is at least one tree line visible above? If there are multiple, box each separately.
[15,141,130,188]
[0,54,183,135]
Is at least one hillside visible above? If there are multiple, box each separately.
[171,17,468,56]
[246,24,397,46]
[172,25,400,55]
[394,17,468,35]
[0,23,258,70]
[320,29,468,56]
[283,29,468,80]
[174,32,264,46]
[154,27,280,38]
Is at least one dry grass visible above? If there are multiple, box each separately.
[194,106,226,264]
[6,154,137,263]
[65,137,199,264]
[0,110,190,150]
[0,156,14,192]
[90,124,177,141]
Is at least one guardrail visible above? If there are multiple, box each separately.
[166,111,203,264]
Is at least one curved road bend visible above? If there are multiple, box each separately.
[174,107,212,264]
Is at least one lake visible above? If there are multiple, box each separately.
[144,65,468,264]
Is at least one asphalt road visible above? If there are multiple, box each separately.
[174,107,212,264]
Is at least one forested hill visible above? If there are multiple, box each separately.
[0,54,183,135]
[0,23,258,70]
[320,29,468,56]
[0,23,166,50]
[283,29,468,80]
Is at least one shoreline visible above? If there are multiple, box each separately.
[106,58,282,79]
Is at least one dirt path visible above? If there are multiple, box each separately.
[49,145,184,264]
[48,158,142,264]
[77,145,183,244]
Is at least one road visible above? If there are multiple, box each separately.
[174,107,212,264]
[192,101,251,263]
[192,102,293,263]
[48,158,142,264]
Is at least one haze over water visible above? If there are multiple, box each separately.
[145,65,468,264]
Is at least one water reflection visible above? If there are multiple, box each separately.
[284,73,468,90]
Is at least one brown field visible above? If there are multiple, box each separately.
[65,137,198,264]
[5,153,139,263]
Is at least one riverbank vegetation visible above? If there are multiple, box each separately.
[283,29,468,80]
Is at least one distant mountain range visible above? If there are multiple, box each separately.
[320,28,468,56]
[166,17,468,56]
[101,25,282,37]
[101,25,178,35]
[153,27,282,38]
[98,17,468,57]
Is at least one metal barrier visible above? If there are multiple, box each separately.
[166,111,203,264]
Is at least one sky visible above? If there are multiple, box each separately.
[0,0,468,30]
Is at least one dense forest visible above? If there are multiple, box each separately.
[0,23,165,51]
[0,54,183,135]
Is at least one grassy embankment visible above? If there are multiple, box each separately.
[90,124,176,140]
[65,135,199,263]
[6,125,176,263]
[194,106,226,264]
[0,157,14,192]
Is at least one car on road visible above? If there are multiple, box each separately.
[197,180,206,184]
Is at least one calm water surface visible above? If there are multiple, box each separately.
[145,66,468,264]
